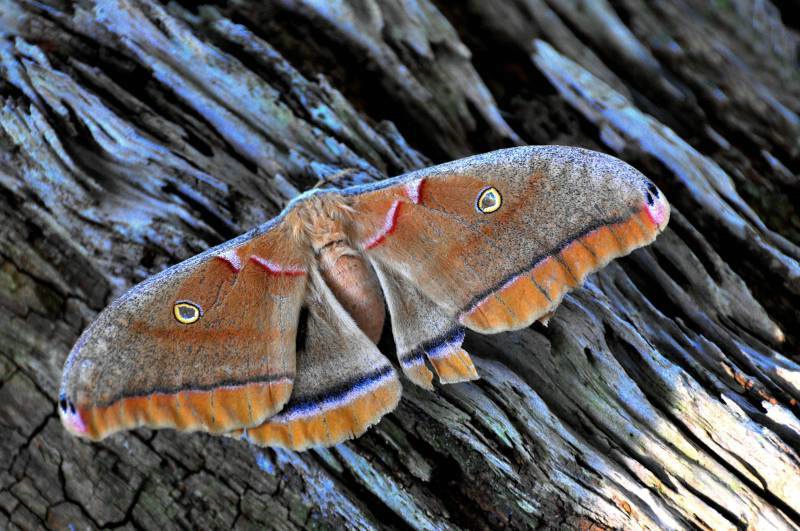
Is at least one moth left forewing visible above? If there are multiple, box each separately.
[60,221,308,440]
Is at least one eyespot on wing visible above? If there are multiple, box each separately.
[476,186,502,213]
[173,301,202,324]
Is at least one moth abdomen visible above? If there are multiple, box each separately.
[318,242,386,344]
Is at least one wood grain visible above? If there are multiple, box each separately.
[1,0,799,529]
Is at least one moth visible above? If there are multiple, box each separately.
[59,146,669,450]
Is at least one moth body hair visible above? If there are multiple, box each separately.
[284,192,355,254]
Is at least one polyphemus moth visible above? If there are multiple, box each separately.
[59,146,669,451]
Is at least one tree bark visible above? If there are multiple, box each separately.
[1,0,799,529]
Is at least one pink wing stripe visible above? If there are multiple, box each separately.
[364,200,402,250]
[250,255,307,276]
[216,249,243,272]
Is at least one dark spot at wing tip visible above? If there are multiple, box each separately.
[59,393,76,414]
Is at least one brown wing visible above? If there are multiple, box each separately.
[347,145,669,384]
[371,264,477,389]
[233,269,401,450]
[59,219,307,440]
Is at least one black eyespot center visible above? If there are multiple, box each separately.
[646,182,658,196]
[645,191,654,206]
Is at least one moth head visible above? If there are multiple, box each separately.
[476,186,502,213]
[287,192,353,253]
[173,300,202,324]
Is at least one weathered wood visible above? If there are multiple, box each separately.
[1,0,799,529]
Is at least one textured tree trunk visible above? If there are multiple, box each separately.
[1,0,799,529]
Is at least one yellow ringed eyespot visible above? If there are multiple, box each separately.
[476,187,502,214]
[173,301,202,324]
